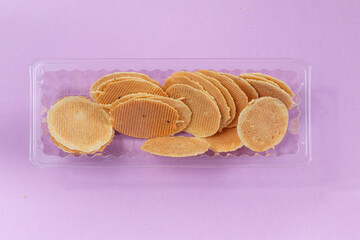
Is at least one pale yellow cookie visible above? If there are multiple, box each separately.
[109,98,179,138]
[47,96,114,154]
[141,136,210,157]
[204,127,243,152]
[237,97,289,152]
[166,84,221,137]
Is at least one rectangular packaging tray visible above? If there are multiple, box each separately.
[30,58,311,168]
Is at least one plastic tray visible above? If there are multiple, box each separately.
[30,58,311,168]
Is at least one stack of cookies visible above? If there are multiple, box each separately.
[46,70,294,157]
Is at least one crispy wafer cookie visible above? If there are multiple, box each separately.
[166,84,221,137]
[92,77,152,100]
[240,73,279,87]
[135,96,191,134]
[172,71,230,131]
[109,98,179,138]
[103,93,191,134]
[163,76,205,92]
[237,97,289,152]
[141,137,210,157]
[90,72,161,97]
[47,96,114,154]
[95,79,167,104]
[196,72,236,128]
[252,73,294,97]
[221,73,259,101]
[247,79,294,110]
[198,70,248,128]
[204,127,243,152]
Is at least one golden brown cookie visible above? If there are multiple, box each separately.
[122,95,191,134]
[163,75,205,92]
[237,97,289,152]
[204,127,243,152]
[196,72,236,128]
[247,79,294,110]
[95,79,167,104]
[240,73,279,87]
[109,98,179,138]
[221,73,259,101]
[47,96,114,154]
[141,136,210,157]
[103,93,191,134]
[100,93,157,113]
[172,71,230,131]
[198,70,248,128]
[252,73,294,97]
[166,84,221,137]
[90,72,161,98]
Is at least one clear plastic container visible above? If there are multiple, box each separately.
[30,58,311,168]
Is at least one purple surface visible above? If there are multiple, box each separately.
[0,0,359,239]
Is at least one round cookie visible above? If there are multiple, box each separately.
[221,73,259,101]
[204,127,243,153]
[109,98,179,138]
[247,79,294,110]
[95,79,167,104]
[252,73,294,97]
[166,84,221,137]
[141,136,210,157]
[47,96,114,154]
[90,72,161,98]
[237,97,289,152]
[198,70,248,128]
[172,71,230,132]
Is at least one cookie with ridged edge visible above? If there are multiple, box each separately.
[95,79,167,104]
[166,84,221,137]
[172,71,230,132]
[109,98,179,138]
[237,97,288,152]
[141,136,210,157]
[197,70,248,128]
[247,79,294,110]
[204,127,243,153]
[252,73,294,97]
[47,96,114,154]
[221,73,259,101]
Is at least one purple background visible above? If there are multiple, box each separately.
[1,0,359,239]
